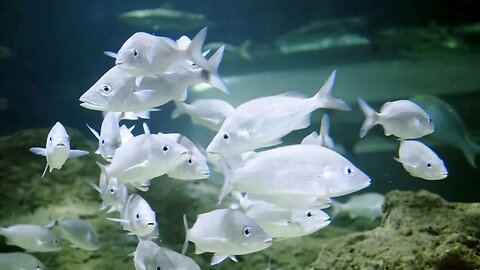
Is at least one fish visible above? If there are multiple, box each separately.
[274,17,369,54]
[108,194,158,238]
[89,171,128,213]
[86,112,134,162]
[54,218,100,251]
[133,240,175,270]
[0,252,45,270]
[182,209,272,265]
[111,28,215,79]
[80,47,227,113]
[218,144,371,203]
[134,240,201,270]
[29,122,89,177]
[98,124,189,184]
[207,151,256,174]
[0,224,61,252]
[411,95,480,168]
[204,40,252,61]
[358,98,434,139]
[233,192,331,240]
[164,133,210,180]
[206,70,350,154]
[301,113,334,148]
[118,7,214,32]
[331,192,385,220]
[171,99,235,131]
[395,140,448,180]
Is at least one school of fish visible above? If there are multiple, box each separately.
[1,26,461,269]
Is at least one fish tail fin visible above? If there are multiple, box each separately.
[171,101,186,119]
[188,27,210,71]
[86,124,100,140]
[358,98,380,138]
[182,214,190,254]
[320,114,335,149]
[238,40,252,61]
[204,45,228,94]
[41,163,49,178]
[460,139,480,168]
[217,155,234,204]
[312,70,350,111]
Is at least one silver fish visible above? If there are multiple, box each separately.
[98,124,189,184]
[182,209,272,265]
[29,122,89,177]
[411,95,480,168]
[171,99,235,131]
[86,112,131,162]
[358,98,434,139]
[206,70,350,154]
[55,218,100,251]
[164,133,210,180]
[134,240,200,270]
[80,47,227,113]
[0,252,45,270]
[111,28,215,79]
[395,140,448,180]
[246,193,332,210]
[0,224,61,252]
[108,194,157,238]
[218,144,371,203]
[233,192,331,240]
[89,171,128,213]
[331,192,385,220]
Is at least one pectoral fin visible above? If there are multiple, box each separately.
[30,147,46,156]
[69,150,89,158]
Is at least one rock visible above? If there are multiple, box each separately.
[310,190,480,270]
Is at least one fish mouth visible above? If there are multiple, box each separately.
[146,222,155,226]
[264,238,273,244]
[201,171,210,176]
[116,62,123,66]
[57,143,66,147]
[80,102,107,111]
[440,172,449,177]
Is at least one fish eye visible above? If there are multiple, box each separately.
[306,211,313,218]
[101,139,105,145]
[344,167,354,176]
[156,266,161,270]
[243,226,251,237]
[49,136,53,142]
[36,266,41,270]
[162,145,169,152]
[223,133,229,140]
[54,239,59,245]
[101,84,111,94]
[110,188,114,194]
[428,118,432,123]
[187,158,193,165]
[136,213,140,219]
[132,49,138,57]
[426,162,432,168]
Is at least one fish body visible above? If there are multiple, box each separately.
[80,47,227,113]
[172,99,235,131]
[29,122,89,177]
[331,192,385,220]
[358,98,434,139]
[118,7,213,32]
[218,144,371,203]
[234,193,331,239]
[134,240,200,270]
[164,133,210,180]
[114,28,214,78]
[55,218,100,251]
[110,194,158,238]
[247,193,332,210]
[101,131,189,184]
[87,112,124,161]
[183,209,272,265]
[207,71,350,154]
[0,224,61,252]
[0,252,45,270]
[395,140,448,180]
[411,95,480,168]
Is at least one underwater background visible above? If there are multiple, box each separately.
[0,1,479,269]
